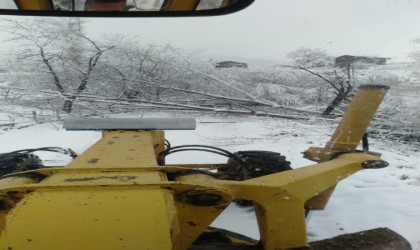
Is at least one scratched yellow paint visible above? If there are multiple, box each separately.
[66,131,161,169]
[0,189,174,250]
[0,130,176,250]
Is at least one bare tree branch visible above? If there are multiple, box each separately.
[184,66,270,104]
[39,46,65,93]
[298,66,341,92]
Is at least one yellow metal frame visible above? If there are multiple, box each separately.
[0,85,389,250]
[14,0,53,10]
[161,0,201,11]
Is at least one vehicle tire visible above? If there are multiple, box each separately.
[0,153,43,177]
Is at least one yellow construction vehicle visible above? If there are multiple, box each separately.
[0,85,411,249]
[0,1,413,249]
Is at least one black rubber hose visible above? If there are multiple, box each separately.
[162,144,235,157]
[161,148,231,158]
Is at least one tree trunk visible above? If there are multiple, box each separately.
[323,86,352,115]
[63,96,76,113]
[60,46,115,114]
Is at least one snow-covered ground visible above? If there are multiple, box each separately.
[0,114,419,248]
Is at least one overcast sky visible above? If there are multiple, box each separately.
[2,0,420,63]
[82,0,420,62]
